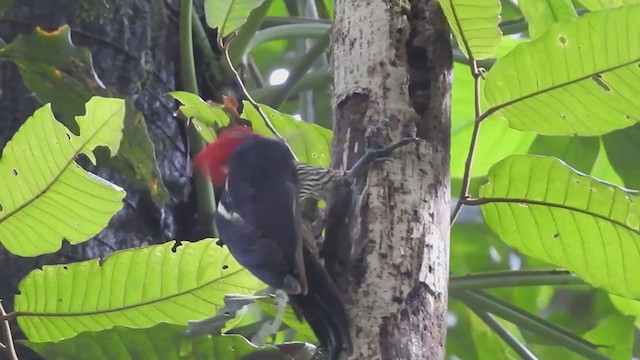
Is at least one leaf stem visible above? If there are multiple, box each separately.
[180,0,218,237]
[451,61,484,224]
[450,270,584,291]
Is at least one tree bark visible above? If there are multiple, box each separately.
[330,0,452,358]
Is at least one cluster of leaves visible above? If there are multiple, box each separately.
[443,0,640,359]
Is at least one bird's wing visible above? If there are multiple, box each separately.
[217,174,307,294]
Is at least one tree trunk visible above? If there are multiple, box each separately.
[330,0,452,358]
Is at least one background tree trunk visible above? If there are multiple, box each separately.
[330,0,452,358]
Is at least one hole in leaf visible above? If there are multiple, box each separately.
[12,169,18,176]
[222,264,229,270]
[560,114,568,120]
[63,265,68,270]
[590,74,611,91]
[66,132,71,140]
[558,35,567,45]
[553,233,560,239]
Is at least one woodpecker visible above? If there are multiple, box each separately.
[193,125,352,359]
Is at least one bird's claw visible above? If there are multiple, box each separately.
[348,137,419,177]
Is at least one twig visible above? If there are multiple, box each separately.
[218,36,299,161]
[450,61,485,224]
[0,300,18,360]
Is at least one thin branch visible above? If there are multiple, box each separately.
[467,306,539,360]
[0,301,18,360]
[179,0,218,237]
[450,270,584,291]
[450,61,484,224]
[218,36,299,161]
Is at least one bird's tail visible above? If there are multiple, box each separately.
[290,248,352,360]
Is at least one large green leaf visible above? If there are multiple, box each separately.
[0,25,170,203]
[14,239,265,342]
[484,5,640,136]
[204,0,268,37]
[0,97,125,257]
[479,155,640,299]
[519,0,577,39]
[23,324,299,360]
[439,0,502,60]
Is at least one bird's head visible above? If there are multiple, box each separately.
[193,125,259,187]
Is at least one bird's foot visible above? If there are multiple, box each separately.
[347,137,419,178]
[251,289,289,345]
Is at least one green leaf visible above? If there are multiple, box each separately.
[479,155,640,299]
[204,0,268,37]
[609,294,640,328]
[169,92,333,167]
[519,0,577,39]
[582,315,634,360]
[578,0,640,11]
[241,101,332,167]
[484,5,640,136]
[0,25,170,204]
[14,239,265,342]
[0,97,126,257]
[439,0,502,60]
[23,324,296,360]
[0,25,104,129]
[169,91,230,143]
